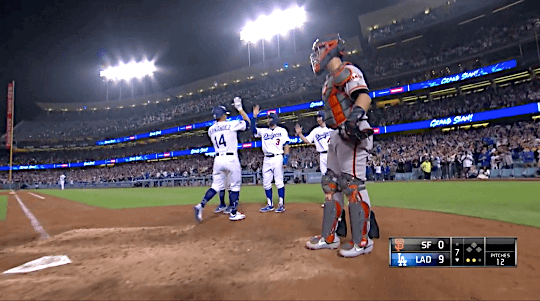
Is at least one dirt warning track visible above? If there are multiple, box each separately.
[0,192,538,300]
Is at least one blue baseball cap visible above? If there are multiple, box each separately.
[212,106,230,120]
[316,111,325,119]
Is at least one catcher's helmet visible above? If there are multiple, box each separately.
[310,34,346,75]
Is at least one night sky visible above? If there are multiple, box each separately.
[1,0,400,130]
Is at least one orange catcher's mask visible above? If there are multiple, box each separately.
[310,35,346,75]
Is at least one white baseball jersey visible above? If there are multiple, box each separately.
[59,174,66,190]
[254,126,289,192]
[208,120,247,154]
[305,126,333,153]
[208,119,247,191]
[253,126,289,155]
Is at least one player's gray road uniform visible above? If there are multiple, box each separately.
[322,63,373,180]
[308,62,375,256]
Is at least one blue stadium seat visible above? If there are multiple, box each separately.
[512,168,525,178]
[490,169,501,178]
[523,167,538,177]
[500,169,513,178]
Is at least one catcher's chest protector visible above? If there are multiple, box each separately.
[322,62,354,128]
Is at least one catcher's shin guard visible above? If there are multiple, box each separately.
[340,173,371,245]
[321,170,344,243]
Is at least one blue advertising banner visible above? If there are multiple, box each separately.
[379,102,540,135]
[370,59,517,99]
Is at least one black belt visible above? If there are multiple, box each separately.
[217,152,234,156]
[319,151,328,154]
[265,154,282,157]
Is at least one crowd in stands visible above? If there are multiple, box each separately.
[365,9,539,79]
[0,146,321,185]
[15,68,321,141]
[368,0,522,41]
[2,118,538,185]
[368,120,540,181]
[12,3,538,142]
[4,76,540,170]
[371,78,540,126]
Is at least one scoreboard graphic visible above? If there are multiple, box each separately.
[389,237,517,267]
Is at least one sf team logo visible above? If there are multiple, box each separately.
[394,238,405,252]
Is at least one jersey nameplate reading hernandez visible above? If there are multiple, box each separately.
[208,120,247,153]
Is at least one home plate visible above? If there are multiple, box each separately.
[2,255,71,274]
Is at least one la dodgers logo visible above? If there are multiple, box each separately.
[315,132,331,141]
[263,132,282,140]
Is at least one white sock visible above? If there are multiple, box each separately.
[267,198,273,207]
[279,197,284,206]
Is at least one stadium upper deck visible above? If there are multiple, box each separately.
[9,0,539,146]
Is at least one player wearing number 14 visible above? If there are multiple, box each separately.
[194,97,250,222]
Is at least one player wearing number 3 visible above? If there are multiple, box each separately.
[194,97,250,222]
[252,105,290,213]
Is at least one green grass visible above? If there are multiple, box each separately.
[35,181,540,227]
[0,196,7,221]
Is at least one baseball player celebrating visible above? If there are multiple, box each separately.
[305,35,377,257]
[194,97,250,222]
[295,111,333,175]
[59,174,66,190]
[252,105,290,213]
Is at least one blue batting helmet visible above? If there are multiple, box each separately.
[268,113,279,126]
[316,111,325,119]
[212,106,230,120]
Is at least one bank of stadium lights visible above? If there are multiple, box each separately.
[240,5,307,65]
[100,60,156,102]
[100,60,156,81]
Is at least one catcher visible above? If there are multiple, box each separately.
[305,35,379,257]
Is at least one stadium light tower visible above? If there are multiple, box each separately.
[100,60,156,101]
[240,5,306,64]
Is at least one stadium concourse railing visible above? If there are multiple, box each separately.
[12,170,323,190]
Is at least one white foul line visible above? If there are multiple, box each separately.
[28,192,45,199]
[13,193,49,239]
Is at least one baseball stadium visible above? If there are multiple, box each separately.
[1,0,539,299]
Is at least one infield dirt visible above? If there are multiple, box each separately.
[0,191,538,300]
